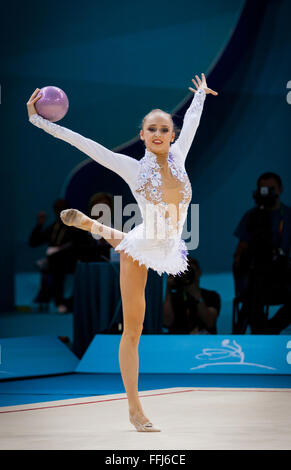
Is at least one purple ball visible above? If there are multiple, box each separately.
[35,86,69,122]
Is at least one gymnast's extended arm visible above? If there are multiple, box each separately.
[173,74,218,164]
[27,89,139,186]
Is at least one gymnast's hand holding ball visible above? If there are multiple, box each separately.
[26,87,92,229]
[26,86,69,122]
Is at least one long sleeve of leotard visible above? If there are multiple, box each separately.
[29,113,140,186]
[172,88,206,164]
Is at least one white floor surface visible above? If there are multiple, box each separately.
[0,387,290,450]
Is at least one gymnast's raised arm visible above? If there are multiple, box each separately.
[173,74,218,164]
[27,88,139,186]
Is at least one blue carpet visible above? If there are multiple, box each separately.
[1,373,291,407]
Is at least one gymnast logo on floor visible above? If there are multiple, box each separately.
[190,339,276,370]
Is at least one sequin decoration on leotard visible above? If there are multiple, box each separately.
[135,150,192,241]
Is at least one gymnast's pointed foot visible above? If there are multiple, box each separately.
[129,410,161,432]
[60,208,93,231]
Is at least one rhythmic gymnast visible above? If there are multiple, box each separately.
[27,74,218,432]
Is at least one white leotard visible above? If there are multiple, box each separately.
[29,89,206,275]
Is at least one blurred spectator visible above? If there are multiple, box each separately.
[29,198,79,313]
[163,257,221,334]
[233,172,291,333]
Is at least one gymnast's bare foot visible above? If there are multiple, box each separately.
[60,209,94,232]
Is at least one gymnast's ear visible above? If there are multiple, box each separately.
[140,129,144,141]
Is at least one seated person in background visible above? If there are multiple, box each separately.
[163,257,221,334]
[29,198,79,313]
[233,172,291,334]
[74,192,112,262]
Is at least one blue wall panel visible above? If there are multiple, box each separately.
[0,336,79,380]
[77,334,291,375]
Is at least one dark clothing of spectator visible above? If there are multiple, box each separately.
[234,202,291,256]
[74,230,110,263]
[168,287,221,334]
[29,220,78,272]
[233,202,291,333]
[29,220,79,307]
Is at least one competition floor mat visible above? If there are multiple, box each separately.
[1,386,290,450]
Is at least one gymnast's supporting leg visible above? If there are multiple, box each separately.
[61,208,158,430]
[119,252,150,424]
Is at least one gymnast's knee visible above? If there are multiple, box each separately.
[122,324,144,343]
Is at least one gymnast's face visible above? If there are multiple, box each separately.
[140,112,175,156]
